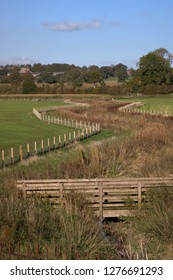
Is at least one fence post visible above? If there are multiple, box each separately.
[69,132,71,143]
[138,182,142,209]
[73,131,76,142]
[2,150,4,168]
[64,134,66,145]
[11,148,14,165]
[34,141,37,156]
[78,130,80,140]
[41,140,44,154]
[59,135,61,148]
[53,136,56,149]
[48,138,50,151]
[82,129,84,139]
[19,145,23,162]
[27,143,30,157]
[86,127,88,138]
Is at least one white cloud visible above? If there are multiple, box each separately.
[0,56,35,66]
[43,19,103,32]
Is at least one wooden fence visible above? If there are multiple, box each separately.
[17,177,173,218]
[1,128,99,169]
[0,108,101,169]
[118,103,173,119]
[33,108,101,131]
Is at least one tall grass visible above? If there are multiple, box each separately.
[0,187,115,259]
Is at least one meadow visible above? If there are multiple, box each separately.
[0,100,77,151]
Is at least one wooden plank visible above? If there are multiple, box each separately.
[103,209,131,217]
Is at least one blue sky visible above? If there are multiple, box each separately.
[0,0,172,68]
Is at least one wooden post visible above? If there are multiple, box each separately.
[86,127,88,138]
[48,138,50,151]
[64,134,66,145]
[22,181,26,199]
[2,150,4,168]
[78,130,80,140]
[73,131,76,142]
[19,145,23,161]
[60,182,63,203]
[82,129,84,139]
[69,132,71,143]
[27,143,30,157]
[98,184,103,219]
[41,140,44,154]
[138,182,142,209]
[34,141,37,155]
[89,126,92,134]
[53,136,56,149]
[59,135,61,147]
[11,148,14,165]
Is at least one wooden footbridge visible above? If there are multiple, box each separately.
[17,177,173,218]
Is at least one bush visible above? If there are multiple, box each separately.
[22,74,37,94]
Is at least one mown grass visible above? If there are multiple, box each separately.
[0,100,77,152]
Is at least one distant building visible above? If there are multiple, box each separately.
[19,67,31,74]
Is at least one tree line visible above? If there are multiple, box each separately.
[0,48,173,94]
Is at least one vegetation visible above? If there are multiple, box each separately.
[1,47,173,260]
[22,73,36,94]
[0,96,173,259]
[136,52,172,85]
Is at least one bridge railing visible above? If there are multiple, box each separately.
[17,177,173,218]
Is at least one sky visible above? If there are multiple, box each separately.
[0,0,172,68]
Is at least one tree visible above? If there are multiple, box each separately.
[85,70,103,87]
[38,72,56,83]
[113,63,128,82]
[22,73,36,94]
[10,69,22,87]
[66,69,84,88]
[100,66,114,79]
[136,52,172,85]
[153,48,173,65]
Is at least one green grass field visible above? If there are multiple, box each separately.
[0,100,76,152]
[118,95,173,114]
